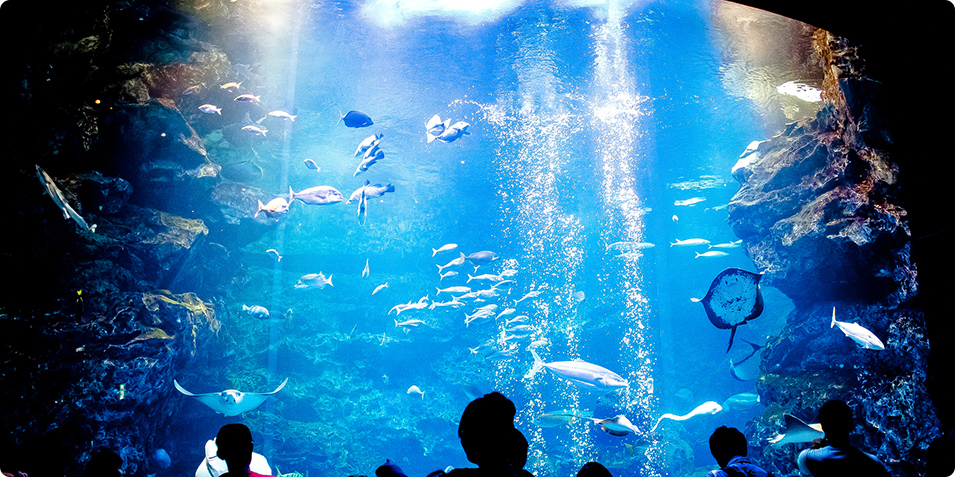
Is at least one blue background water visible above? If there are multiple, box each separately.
[175,1,822,476]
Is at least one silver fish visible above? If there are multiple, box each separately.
[372,283,389,295]
[198,104,222,115]
[354,149,384,176]
[355,133,383,157]
[831,307,885,350]
[674,197,706,206]
[426,114,452,143]
[347,183,395,203]
[242,304,270,319]
[362,258,370,278]
[436,121,471,143]
[295,272,333,289]
[432,243,458,257]
[526,350,629,392]
[695,251,729,258]
[670,238,711,247]
[35,165,96,233]
[436,286,470,295]
[255,197,290,219]
[437,252,466,272]
[289,185,343,205]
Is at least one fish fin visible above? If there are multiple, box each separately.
[288,186,295,203]
[695,252,701,258]
[337,110,344,125]
[831,307,836,328]
[726,326,738,353]
[385,183,395,193]
[432,248,438,257]
[427,133,436,143]
[435,287,441,295]
[525,349,545,379]
[327,275,333,287]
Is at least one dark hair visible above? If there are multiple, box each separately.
[709,426,747,466]
[578,461,612,477]
[818,400,854,437]
[457,392,527,470]
[216,423,254,462]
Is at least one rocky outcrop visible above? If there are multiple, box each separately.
[726,31,941,475]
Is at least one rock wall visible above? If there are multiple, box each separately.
[726,31,941,475]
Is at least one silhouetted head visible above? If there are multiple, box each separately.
[458,392,528,470]
[577,461,612,477]
[375,459,407,477]
[216,423,254,471]
[708,426,747,467]
[818,400,854,442]
[82,449,123,477]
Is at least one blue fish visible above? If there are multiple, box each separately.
[339,110,374,128]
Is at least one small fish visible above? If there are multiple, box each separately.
[220,81,242,91]
[467,273,502,283]
[35,165,96,233]
[514,290,544,306]
[362,258,370,278]
[354,133,384,157]
[439,270,459,281]
[182,84,203,95]
[499,269,519,278]
[303,158,320,171]
[198,104,222,115]
[265,248,282,261]
[295,272,333,289]
[241,125,268,137]
[436,286,470,295]
[709,240,743,249]
[496,308,517,319]
[831,307,885,350]
[267,110,296,121]
[606,241,655,251]
[672,214,679,222]
[436,121,471,143]
[674,197,706,206]
[395,318,426,329]
[289,185,344,205]
[372,283,389,295]
[432,243,458,257]
[426,114,452,143]
[695,251,729,258]
[338,110,374,128]
[234,94,261,103]
[254,197,290,219]
[429,299,464,309]
[407,385,425,399]
[242,304,270,319]
[670,238,711,247]
[437,252,466,272]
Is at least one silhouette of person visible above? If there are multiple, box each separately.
[82,450,122,477]
[707,426,770,477]
[444,392,533,477]
[577,462,612,477]
[215,423,274,477]
[796,400,888,476]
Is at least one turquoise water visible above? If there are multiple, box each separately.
[175,1,823,476]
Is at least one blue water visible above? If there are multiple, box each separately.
[176,1,820,476]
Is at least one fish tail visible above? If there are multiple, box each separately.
[726,326,738,353]
[385,183,395,193]
[432,248,438,257]
[526,349,545,379]
[288,186,295,203]
[327,275,333,287]
[467,275,474,283]
[337,110,344,125]
[831,307,836,328]
[435,287,441,295]
[394,319,399,327]
[254,200,264,218]
[695,252,701,258]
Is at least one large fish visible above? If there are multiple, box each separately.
[174,378,288,416]
[589,414,642,437]
[830,307,885,350]
[466,250,499,266]
[526,349,629,392]
[295,272,333,289]
[289,185,343,205]
[437,252,466,272]
[691,268,764,353]
[338,110,374,128]
[436,121,470,143]
[35,165,96,233]
[255,197,290,218]
[355,133,384,156]
[425,114,451,143]
[347,183,395,203]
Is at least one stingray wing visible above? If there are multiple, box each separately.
[227,378,289,415]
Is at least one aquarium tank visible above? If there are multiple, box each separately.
[1,0,952,476]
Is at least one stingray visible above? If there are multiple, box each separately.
[768,414,824,446]
[691,268,764,353]
[174,378,288,416]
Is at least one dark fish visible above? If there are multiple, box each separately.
[466,250,499,266]
[303,158,320,171]
[338,110,374,128]
[691,268,764,353]
[358,180,368,225]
